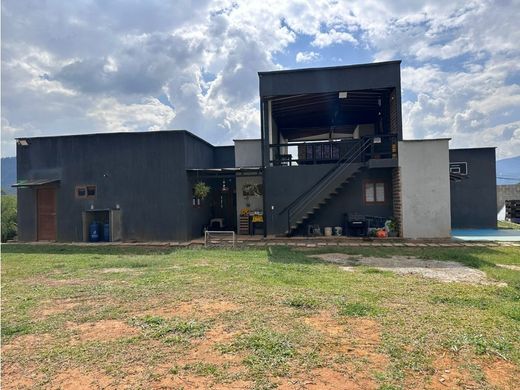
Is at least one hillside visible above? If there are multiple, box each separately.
[497,155,520,185]
[1,157,16,194]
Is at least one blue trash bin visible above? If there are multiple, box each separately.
[89,221,100,242]
[103,223,110,242]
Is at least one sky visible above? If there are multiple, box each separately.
[2,0,520,158]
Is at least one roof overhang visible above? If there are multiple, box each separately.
[12,178,60,188]
[187,167,262,177]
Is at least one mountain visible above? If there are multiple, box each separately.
[1,157,16,194]
[497,156,520,185]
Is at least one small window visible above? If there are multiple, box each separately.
[76,186,86,198]
[364,181,385,204]
[86,185,96,197]
[76,185,96,199]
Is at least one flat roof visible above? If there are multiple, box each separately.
[258,60,401,76]
[16,129,233,148]
[449,146,497,150]
[12,178,60,188]
[401,138,452,142]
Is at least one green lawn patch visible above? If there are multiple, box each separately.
[2,244,520,389]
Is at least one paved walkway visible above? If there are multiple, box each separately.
[451,228,520,242]
[8,236,520,248]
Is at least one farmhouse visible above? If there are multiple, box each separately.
[13,61,497,242]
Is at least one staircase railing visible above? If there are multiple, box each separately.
[279,136,375,234]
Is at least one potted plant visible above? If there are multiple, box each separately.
[387,219,398,237]
[194,181,210,200]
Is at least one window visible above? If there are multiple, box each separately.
[364,181,386,204]
[86,185,96,197]
[76,186,86,198]
[76,185,96,199]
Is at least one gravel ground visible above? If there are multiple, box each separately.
[310,253,506,285]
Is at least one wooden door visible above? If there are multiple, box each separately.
[37,187,56,241]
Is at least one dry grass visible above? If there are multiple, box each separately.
[2,244,520,389]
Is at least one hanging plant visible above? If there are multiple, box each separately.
[194,181,211,199]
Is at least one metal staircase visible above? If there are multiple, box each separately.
[280,137,374,235]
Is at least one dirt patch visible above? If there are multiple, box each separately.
[143,299,240,318]
[38,298,83,317]
[311,253,504,285]
[405,354,520,389]
[2,333,51,353]
[300,311,387,389]
[27,276,95,287]
[67,320,139,342]
[97,267,143,273]
[304,310,345,336]
[427,355,478,389]
[278,366,381,389]
[1,363,44,389]
[149,324,248,389]
[180,324,242,365]
[51,368,112,389]
[497,263,520,271]
[483,359,520,390]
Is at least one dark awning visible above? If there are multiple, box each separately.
[12,178,60,188]
[186,167,262,178]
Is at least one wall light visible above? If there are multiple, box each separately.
[17,139,29,146]
[338,91,348,99]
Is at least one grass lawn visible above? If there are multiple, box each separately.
[2,244,520,389]
[498,220,520,230]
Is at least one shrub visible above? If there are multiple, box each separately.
[1,194,17,242]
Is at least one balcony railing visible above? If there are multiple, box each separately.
[268,134,397,166]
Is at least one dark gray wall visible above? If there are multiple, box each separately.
[259,61,402,97]
[450,148,497,229]
[264,165,394,235]
[214,146,235,168]
[17,131,234,242]
[305,168,393,232]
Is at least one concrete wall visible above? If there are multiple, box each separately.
[235,176,263,229]
[497,184,520,213]
[234,139,263,230]
[450,148,497,228]
[234,139,262,167]
[398,139,451,238]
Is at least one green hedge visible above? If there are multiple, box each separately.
[1,194,17,242]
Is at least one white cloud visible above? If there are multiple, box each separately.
[311,29,357,48]
[402,58,520,158]
[1,0,519,160]
[87,97,176,133]
[295,51,320,63]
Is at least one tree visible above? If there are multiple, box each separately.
[1,194,17,242]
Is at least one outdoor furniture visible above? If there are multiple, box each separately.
[249,213,264,235]
[344,213,367,237]
[209,218,224,230]
[204,231,236,248]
